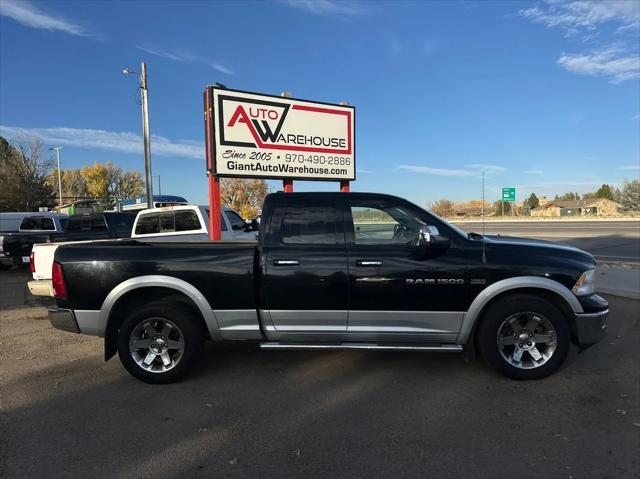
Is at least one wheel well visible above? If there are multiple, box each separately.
[104,287,209,361]
[469,287,576,349]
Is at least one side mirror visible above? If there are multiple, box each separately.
[250,219,259,231]
[418,225,450,249]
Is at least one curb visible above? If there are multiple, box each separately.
[597,289,640,301]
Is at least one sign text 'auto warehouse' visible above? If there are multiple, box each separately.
[210,88,355,181]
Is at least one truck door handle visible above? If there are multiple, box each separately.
[273,259,299,266]
[356,260,383,266]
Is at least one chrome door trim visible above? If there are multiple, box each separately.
[260,342,463,352]
[268,310,348,332]
[348,310,464,334]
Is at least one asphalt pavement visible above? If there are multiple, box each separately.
[1,270,639,478]
[452,219,640,263]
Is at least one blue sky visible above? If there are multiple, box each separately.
[1,0,639,206]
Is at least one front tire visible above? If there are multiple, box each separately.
[117,301,205,384]
[477,294,570,380]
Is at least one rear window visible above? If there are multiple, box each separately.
[90,215,107,231]
[20,217,55,231]
[175,210,201,231]
[135,214,160,235]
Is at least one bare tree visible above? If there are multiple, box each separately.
[428,199,457,218]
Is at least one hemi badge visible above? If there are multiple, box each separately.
[470,278,487,285]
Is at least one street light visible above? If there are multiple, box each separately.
[123,62,153,210]
[49,146,63,206]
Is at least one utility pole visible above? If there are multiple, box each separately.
[140,62,153,210]
[155,175,161,195]
[49,146,63,206]
[123,63,153,209]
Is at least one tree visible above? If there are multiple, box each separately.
[0,136,23,211]
[527,193,539,209]
[429,199,456,218]
[494,200,511,216]
[220,178,268,219]
[595,184,614,201]
[556,192,578,201]
[77,161,144,203]
[619,180,640,212]
[0,136,55,211]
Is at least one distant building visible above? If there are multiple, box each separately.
[538,196,550,207]
[531,198,620,217]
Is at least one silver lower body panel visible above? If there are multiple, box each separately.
[259,342,463,352]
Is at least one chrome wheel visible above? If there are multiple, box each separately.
[497,312,557,370]
[129,318,184,373]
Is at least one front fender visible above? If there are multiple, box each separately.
[457,276,583,344]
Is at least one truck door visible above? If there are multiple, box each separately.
[262,196,349,334]
[345,197,468,342]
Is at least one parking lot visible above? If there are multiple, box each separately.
[1,269,638,478]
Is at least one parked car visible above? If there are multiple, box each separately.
[131,205,257,241]
[28,206,256,297]
[0,212,68,267]
[47,192,607,384]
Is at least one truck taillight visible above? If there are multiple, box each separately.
[29,252,35,273]
[52,262,68,299]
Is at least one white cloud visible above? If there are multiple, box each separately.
[557,48,640,83]
[280,0,369,17]
[519,1,639,84]
[519,1,639,36]
[0,125,203,159]
[524,169,545,175]
[467,163,506,172]
[357,168,372,174]
[137,46,233,75]
[397,165,474,177]
[0,0,91,36]
[617,165,640,171]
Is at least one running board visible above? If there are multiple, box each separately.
[259,342,463,352]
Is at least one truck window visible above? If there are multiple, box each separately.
[20,217,55,231]
[349,201,426,245]
[59,218,68,230]
[90,215,107,231]
[66,217,82,232]
[281,205,339,245]
[175,211,200,231]
[205,210,228,231]
[135,214,160,235]
[226,211,246,230]
[159,213,175,232]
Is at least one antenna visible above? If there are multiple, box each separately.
[481,171,486,264]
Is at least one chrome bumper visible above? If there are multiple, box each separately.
[48,306,80,334]
[574,309,608,346]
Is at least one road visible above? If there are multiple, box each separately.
[1,270,639,479]
[452,220,640,262]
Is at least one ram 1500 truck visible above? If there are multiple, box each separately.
[48,192,608,383]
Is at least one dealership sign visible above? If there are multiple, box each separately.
[208,87,355,181]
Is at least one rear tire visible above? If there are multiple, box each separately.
[117,300,205,384]
[477,294,570,380]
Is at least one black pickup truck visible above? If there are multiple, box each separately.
[48,192,608,383]
[0,212,135,266]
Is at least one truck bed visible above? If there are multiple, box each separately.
[55,240,258,311]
